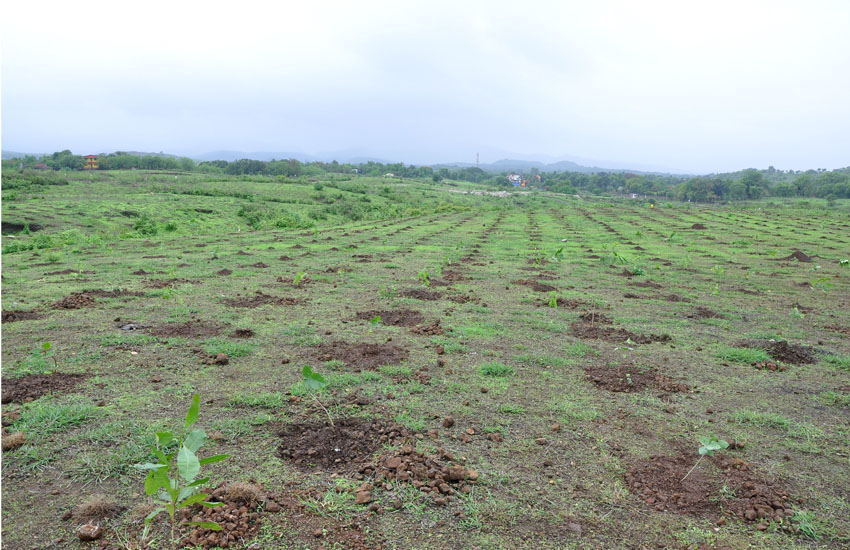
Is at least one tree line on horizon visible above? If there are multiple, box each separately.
[4,150,849,202]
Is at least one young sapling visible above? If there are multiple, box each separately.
[302,366,333,426]
[681,435,729,482]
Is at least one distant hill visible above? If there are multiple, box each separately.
[431,158,670,174]
[2,151,44,160]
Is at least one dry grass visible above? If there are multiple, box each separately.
[1,431,26,451]
[73,494,123,522]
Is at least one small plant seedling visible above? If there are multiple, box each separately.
[293,271,307,286]
[550,247,565,262]
[41,342,58,370]
[811,277,833,293]
[133,394,229,550]
[548,291,558,308]
[418,271,431,287]
[681,435,729,482]
[302,365,333,426]
[369,315,382,325]
[790,306,805,319]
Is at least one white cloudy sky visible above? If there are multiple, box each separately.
[3,0,849,172]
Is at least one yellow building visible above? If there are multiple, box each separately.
[84,155,98,169]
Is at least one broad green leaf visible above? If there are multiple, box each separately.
[156,432,175,447]
[144,471,159,495]
[147,467,170,496]
[178,493,210,508]
[184,429,206,453]
[152,447,168,464]
[42,342,51,351]
[198,454,229,466]
[134,462,166,471]
[185,393,200,429]
[302,365,328,392]
[177,445,200,481]
[185,521,222,530]
[178,485,201,501]
[186,477,210,488]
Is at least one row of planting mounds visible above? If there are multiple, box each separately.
[512,279,557,292]
[1,373,89,404]
[774,250,813,262]
[278,418,412,473]
[401,288,442,301]
[222,291,304,308]
[585,366,688,394]
[355,309,425,327]
[314,341,408,370]
[52,289,145,310]
[625,452,793,527]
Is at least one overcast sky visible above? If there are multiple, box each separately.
[3,1,849,173]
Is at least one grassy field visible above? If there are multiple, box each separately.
[2,171,849,549]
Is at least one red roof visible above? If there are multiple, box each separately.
[84,155,98,158]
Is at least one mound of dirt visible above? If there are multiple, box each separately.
[401,289,443,301]
[44,268,93,276]
[278,418,413,473]
[2,310,44,323]
[53,293,96,309]
[216,269,233,276]
[85,289,146,298]
[232,329,254,338]
[585,366,688,393]
[447,293,479,304]
[578,312,614,324]
[688,307,724,319]
[688,223,707,230]
[540,298,586,309]
[512,279,557,292]
[410,321,444,336]
[571,322,671,345]
[223,292,304,308]
[182,496,263,549]
[314,341,408,370]
[625,453,793,526]
[144,278,191,289]
[2,221,43,234]
[763,341,816,365]
[148,320,223,338]
[355,310,425,327]
[2,373,89,404]
[630,280,663,289]
[776,250,812,262]
[753,361,786,372]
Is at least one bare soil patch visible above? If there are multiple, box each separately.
[144,278,192,289]
[571,322,671,344]
[216,269,233,276]
[355,310,424,327]
[2,373,90,404]
[625,453,793,526]
[85,289,146,298]
[410,321,445,336]
[512,279,557,292]
[43,268,93,276]
[2,310,44,323]
[762,341,817,365]
[688,223,707,230]
[585,366,688,393]
[688,306,725,319]
[232,329,254,338]
[278,418,412,473]
[401,289,442,301]
[630,280,663,289]
[148,320,224,338]
[223,292,304,308]
[775,250,813,262]
[314,341,409,370]
[52,293,96,309]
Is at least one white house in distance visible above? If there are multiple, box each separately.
[507,173,522,186]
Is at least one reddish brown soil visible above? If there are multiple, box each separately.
[688,223,707,230]
[741,340,816,365]
[278,255,294,261]
[181,497,262,549]
[85,289,146,298]
[53,293,96,309]
[148,320,224,338]
[441,270,467,282]
[688,306,725,319]
[585,366,688,393]
[2,310,44,323]
[571,322,671,344]
[753,361,786,372]
[775,250,813,262]
[625,453,793,526]
[410,321,444,336]
[447,293,479,304]
[314,341,408,370]
[542,298,586,309]
[216,269,233,276]
[578,312,614,324]
[401,289,442,301]
[223,292,304,308]
[823,325,850,336]
[355,310,425,327]
[630,280,663,289]
[232,329,254,338]
[512,279,557,292]
[278,418,413,473]
[2,373,89,404]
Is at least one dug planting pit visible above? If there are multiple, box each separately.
[2,310,44,323]
[512,279,557,292]
[585,366,689,394]
[401,288,443,301]
[278,418,411,473]
[147,320,224,338]
[625,453,795,530]
[571,321,671,344]
[1,373,90,404]
[355,309,425,327]
[314,341,409,371]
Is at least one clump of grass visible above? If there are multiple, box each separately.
[221,482,264,505]
[496,403,525,414]
[10,398,100,438]
[479,362,515,377]
[227,392,285,409]
[73,495,123,522]
[823,354,850,371]
[715,345,770,364]
[202,338,254,358]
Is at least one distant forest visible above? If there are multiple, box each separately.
[4,150,849,202]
